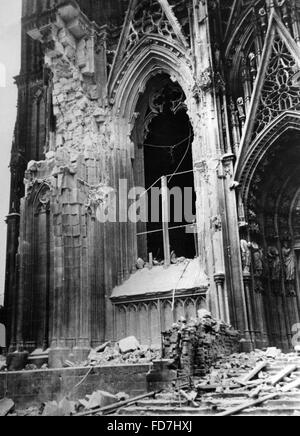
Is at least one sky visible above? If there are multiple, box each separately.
[0,1,22,305]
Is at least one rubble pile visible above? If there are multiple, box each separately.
[162,310,240,376]
[73,337,161,368]
[5,390,130,416]
[3,347,300,416]
[197,348,286,391]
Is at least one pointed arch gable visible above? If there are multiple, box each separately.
[110,42,194,120]
[109,0,189,87]
[235,11,300,179]
[236,111,300,202]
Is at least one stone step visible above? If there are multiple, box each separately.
[136,397,300,409]
[238,407,299,416]
[117,391,300,416]
[202,392,300,400]
[118,406,216,416]
[118,405,300,416]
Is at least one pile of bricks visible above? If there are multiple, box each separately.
[162,312,240,376]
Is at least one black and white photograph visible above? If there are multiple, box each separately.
[1,0,300,420]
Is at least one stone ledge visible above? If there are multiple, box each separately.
[0,364,151,409]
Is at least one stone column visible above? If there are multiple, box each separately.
[220,154,252,349]
[49,173,70,368]
[243,272,255,350]
[214,273,230,324]
[4,213,20,352]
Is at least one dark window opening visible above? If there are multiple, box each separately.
[143,86,196,261]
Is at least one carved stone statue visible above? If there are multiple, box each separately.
[252,242,264,294]
[282,242,296,296]
[267,246,281,295]
[240,238,251,274]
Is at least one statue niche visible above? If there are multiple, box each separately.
[282,241,296,297]
[267,246,282,295]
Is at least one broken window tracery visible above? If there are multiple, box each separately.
[126,0,178,54]
[255,36,300,135]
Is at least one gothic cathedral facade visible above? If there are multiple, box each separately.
[4,0,300,367]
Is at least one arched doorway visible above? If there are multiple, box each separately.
[132,73,196,263]
[243,128,300,350]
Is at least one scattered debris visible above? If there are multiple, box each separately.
[85,341,160,367]
[179,390,198,407]
[5,347,300,416]
[76,391,159,417]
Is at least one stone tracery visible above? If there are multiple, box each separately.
[126,0,178,54]
[255,36,300,135]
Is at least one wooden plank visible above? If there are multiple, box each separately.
[240,361,268,384]
[217,377,300,417]
[75,391,159,417]
[268,365,297,386]
[216,392,279,417]
[281,377,300,392]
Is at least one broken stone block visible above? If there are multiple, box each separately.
[136,258,145,270]
[80,390,118,410]
[42,398,76,416]
[265,347,282,358]
[198,309,212,320]
[118,336,140,354]
[94,341,111,353]
[116,392,130,402]
[0,398,14,416]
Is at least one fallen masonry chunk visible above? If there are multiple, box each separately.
[0,398,14,416]
[94,342,111,353]
[118,336,140,354]
[265,347,282,358]
[42,398,76,416]
[79,390,118,410]
[197,309,212,320]
[179,390,199,408]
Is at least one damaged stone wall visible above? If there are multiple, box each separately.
[162,312,241,376]
[11,5,138,365]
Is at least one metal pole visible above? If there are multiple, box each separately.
[161,176,170,267]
